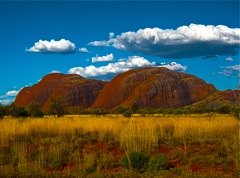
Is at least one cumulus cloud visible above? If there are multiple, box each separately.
[6,90,19,97]
[92,53,114,63]
[88,40,109,47]
[79,47,89,53]
[69,56,155,78]
[92,24,239,59]
[219,64,240,76]
[68,56,186,79]
[27,39,76,53]
[160,62,187,71]
[225,57,234,61]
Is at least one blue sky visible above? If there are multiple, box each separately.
[0,1,239,105]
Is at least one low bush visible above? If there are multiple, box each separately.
[48,96,66,117]
[121,151,149,172]
[231,105,240,120]
[131,104,139,114]
[27,102,44,117]
[114,107,128,114]
[216,105,231,114]
[123,110,132,117]
[92,108,108,116]
[9,105,30,118]
[148,154,168,171]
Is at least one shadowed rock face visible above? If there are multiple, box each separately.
[91,67,217,109]
[14,73,107,110]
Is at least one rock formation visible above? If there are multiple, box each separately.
[91,67,218,109]
[14,73,107,110]
[14,67,239,111]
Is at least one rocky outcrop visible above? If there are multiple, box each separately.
[14,68,239,111]
[91,67,217,109]
[190,89,240,107]
[14,73,107,110]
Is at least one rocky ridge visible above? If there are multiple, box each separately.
[14,67,240,110]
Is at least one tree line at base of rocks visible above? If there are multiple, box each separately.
[0,98,239,120]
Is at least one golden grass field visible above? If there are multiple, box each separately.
[0,114,239,177]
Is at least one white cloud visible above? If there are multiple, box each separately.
[219,64,240,76]
[0,99,13,105]
[88,40,110,47]
[51,70,61,73]
[27,39,76,53]
[68,56,186,79]
[0,89,20,105]
[88,33,115,47]
[160,62,187,71]
[79,47,89,53]
[69,56,155,77]
[92,53,114,63]
[92,24,239,59]
[225,57,234,61]
[109,32,114,38]
[218,70,232,76]
[225,65,240,72]
[6,90,19,97]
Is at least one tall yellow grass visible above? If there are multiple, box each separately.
[0,114,238,152]
[0,114,238,177]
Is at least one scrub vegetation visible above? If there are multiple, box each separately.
[0,114,239,177]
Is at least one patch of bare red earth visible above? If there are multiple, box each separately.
[158,144,239,175]
[45,143,238,174]
[82,142,124,158]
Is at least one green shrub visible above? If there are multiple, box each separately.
[148,154,168,171]
[92,108,108,116]
[231,105,240,120]
[27,102,44,117]
[50,155,65,170]
[123,110,132,117]
[121,152,149,172]
[140,109,147,117]
[81,109,93,115]
[131,104,139,114]
[216,105,231,114]
[114,107,128,114]
[45,152,65,170]
[9,105,30,118]
[49,96,66,117]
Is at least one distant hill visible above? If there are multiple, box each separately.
[14,68,240,110]
[14,73,107,110]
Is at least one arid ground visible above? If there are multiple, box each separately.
[0,114,239,177]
